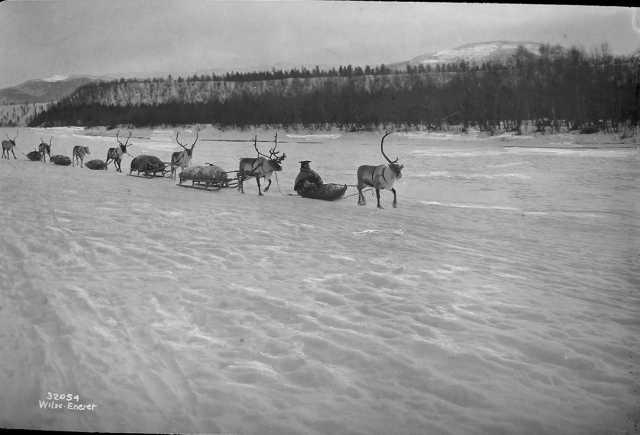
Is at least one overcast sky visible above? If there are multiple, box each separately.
[0,1,638,88]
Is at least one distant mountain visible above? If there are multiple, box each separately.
[389,40,546,71]
[0,76,97,104]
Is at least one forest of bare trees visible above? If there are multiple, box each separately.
[30,44,639,134]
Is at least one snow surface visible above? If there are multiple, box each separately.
[0,127,638,434]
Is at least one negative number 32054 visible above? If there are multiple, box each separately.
[47,392,79,402]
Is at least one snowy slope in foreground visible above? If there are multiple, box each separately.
[0,127,638,434]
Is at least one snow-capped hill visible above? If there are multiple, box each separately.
[0,76,96,104]
[43,74,70,82]
[416,41,542,65]
[390,40,545,70]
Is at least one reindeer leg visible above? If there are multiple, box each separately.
[264,178,272,192]
[256,176,263,196]
[391,188,397,208]
[357,187,366,206]
[12,149,17,159]
[376,189,384,209]
[238,171,244,193]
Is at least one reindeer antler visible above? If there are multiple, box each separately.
[190,127,199,149]
[176,128,200,150]
[254,136,269,158]
[117,130,132,147]
[380,130,398,164]
[176,131,187,150]
[268,131,285,160]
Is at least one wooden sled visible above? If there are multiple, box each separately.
[177,170,239,191]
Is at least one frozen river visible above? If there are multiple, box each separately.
[0,126,638,434]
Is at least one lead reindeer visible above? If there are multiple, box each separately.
[105,130,132,172]
[357,131,404,209]
[2,130,18,159]
[170,128,199,179]
[238,133,286,195]
[72,145,90,167]
[38,136,52,162]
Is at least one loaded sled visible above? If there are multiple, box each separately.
[176,164,240,191]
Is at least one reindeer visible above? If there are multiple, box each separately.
[170,128,199,179]
[105,130,132,172]
[72,145,90,167]
[2,130,18,159]
[38,136,52,162]
[357,131,404,209]
[238,133,286,195]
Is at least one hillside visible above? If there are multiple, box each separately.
[2,41,549,109]
[389,41,546,71]
[0,103,51,127]
[0,76,96,105]
[29,42,639,132]
[60,72,457,108]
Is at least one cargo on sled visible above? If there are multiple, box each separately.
[177,164,239,191]
[128,155,171,178]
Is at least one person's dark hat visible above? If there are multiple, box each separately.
[299,160,311,166]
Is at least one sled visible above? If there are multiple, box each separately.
[297,183,348,201]
[177,168,240,191]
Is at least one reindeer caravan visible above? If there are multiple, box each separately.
[1,125,404,209]
[114,127,404,207]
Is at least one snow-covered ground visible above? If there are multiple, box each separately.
[0,126,638,434]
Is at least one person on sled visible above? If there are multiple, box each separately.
[294,160,323,195]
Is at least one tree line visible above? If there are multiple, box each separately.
[30,44,640,133]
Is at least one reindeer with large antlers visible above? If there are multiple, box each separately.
[38,136,52,162]
[105,130,132,172]
[170,128,199,179]
[238,133,286,195]
[2,130,18,159]
[357,131,404,209]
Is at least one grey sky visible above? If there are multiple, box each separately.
[0,1,638,88]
